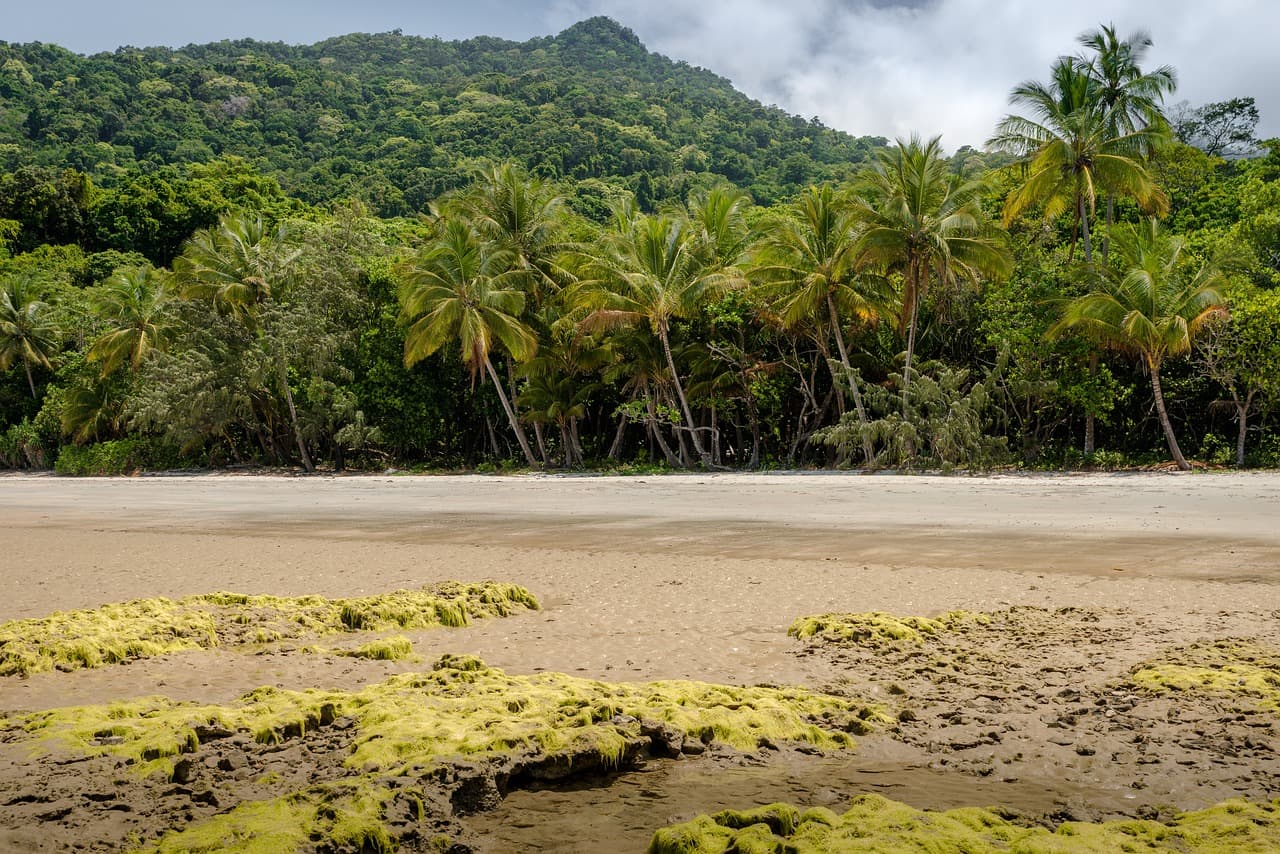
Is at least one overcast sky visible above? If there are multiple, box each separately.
[6,1,1276,149]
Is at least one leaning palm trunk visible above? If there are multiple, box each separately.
[277,357,314,472]
[826,294,874,466]
[657,324,712,468]
[24,361,36,399]
[483,355,538,466]
[1149,362,1190,471]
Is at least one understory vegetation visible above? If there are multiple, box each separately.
[1,19,1278,473]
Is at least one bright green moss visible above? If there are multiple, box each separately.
[7,659,882,853]
[1130,641,1280,714]
[787,611,985,649]
[339,636,415,661]
[0,581,538,677]
[13,657,878,780]
[648,794,1280,854]
[138,779,395,854]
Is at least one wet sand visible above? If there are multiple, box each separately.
[1,471,1278,850]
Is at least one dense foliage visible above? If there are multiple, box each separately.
[1,19,1277,473]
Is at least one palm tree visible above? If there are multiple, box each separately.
[86,265,173,376]
[0,274,59,398]
[573,207,727,468]
[1077,24,1177,257]
[989,59,1168,264]
[754,185,886,465]
[851,136,1011,415]
[1051,219,1226,470]
[400,218,539,466]
[448,163,571,303]
[175,213,314,470]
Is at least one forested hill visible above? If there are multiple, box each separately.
[0,17,885,215]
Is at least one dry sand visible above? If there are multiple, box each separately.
[1,471,1279,851]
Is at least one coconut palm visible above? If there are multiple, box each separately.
[0,274,59,398]
[400,218,539,466]
[573,207,727,468]
[1077,23,1177,257]
[174,214,297,324]
[447,163,571,304]
[86,265,173,376]
[851,136,1011,415]
[1051,219,1226,470]
[989,58,1168,263]
[175,213,314,470]
[754,185,887,464]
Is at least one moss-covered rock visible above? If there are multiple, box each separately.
[1129,640,1280,714]
[788,611,986,649]
[648,793,1280,853]
[0,581,538,677]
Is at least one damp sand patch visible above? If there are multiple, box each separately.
[0,581,538,677]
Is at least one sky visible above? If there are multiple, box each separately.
[5,0,1277,149]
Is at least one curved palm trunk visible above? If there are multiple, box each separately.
[1149,362,1190,471]
[277,358,314,473]
[825,294,874,466]
[901,261,926,420]
[657,324,712,468]
[483,354,538,466]
[24,360,37,399]
[1079,194,1097,457]
[645,394,681,467]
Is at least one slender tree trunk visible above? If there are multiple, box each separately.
[558,421,572,467]
[645,396,680,467]
[1084,353,1098,456]
[277,358,314,472]
[1149,362,1190,471]
[1236,389,1255,468]
[24,360,37,399]
[658,324,712,467]
[826,294,874,466]
[1079,195,1093,264]
[1102,195,1114,262]
[901,263,926,420]
[607,412,627,460]
[569,416,584,467]
[746,392,761,471]
[532,421,549,465]
[483,355,538,466]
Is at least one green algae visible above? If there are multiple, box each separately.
[7,657,881,853]
[138,779,396,854]
[1130,641,1280,714]
[647,793,1280,854]
[13,656,879,778]
[339,636,416,661]
[788,611,986,649]
[0,581,538,677]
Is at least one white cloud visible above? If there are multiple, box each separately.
[544,0,1279,149]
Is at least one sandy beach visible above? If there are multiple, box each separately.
[1,471,1278,850]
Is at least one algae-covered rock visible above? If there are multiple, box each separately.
[0,581,538,677]
[1130,640,1280,714]
[9,657,882,852]
[647,793,1280,853]
[788,610,984,649]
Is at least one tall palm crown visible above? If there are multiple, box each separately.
[574,207,728,467]
[174,213,298,323]
[400,218,539,465]
[1077,24,1176,141]
[1052,219,1226,469]
[447,163,570,304]
[989,58,1168,260]
[87,266,173,376]
[0,274,59,398]
[754,184,888,462]
[851,136,1011,410]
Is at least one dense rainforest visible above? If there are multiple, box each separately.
[1,17,1278,474]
